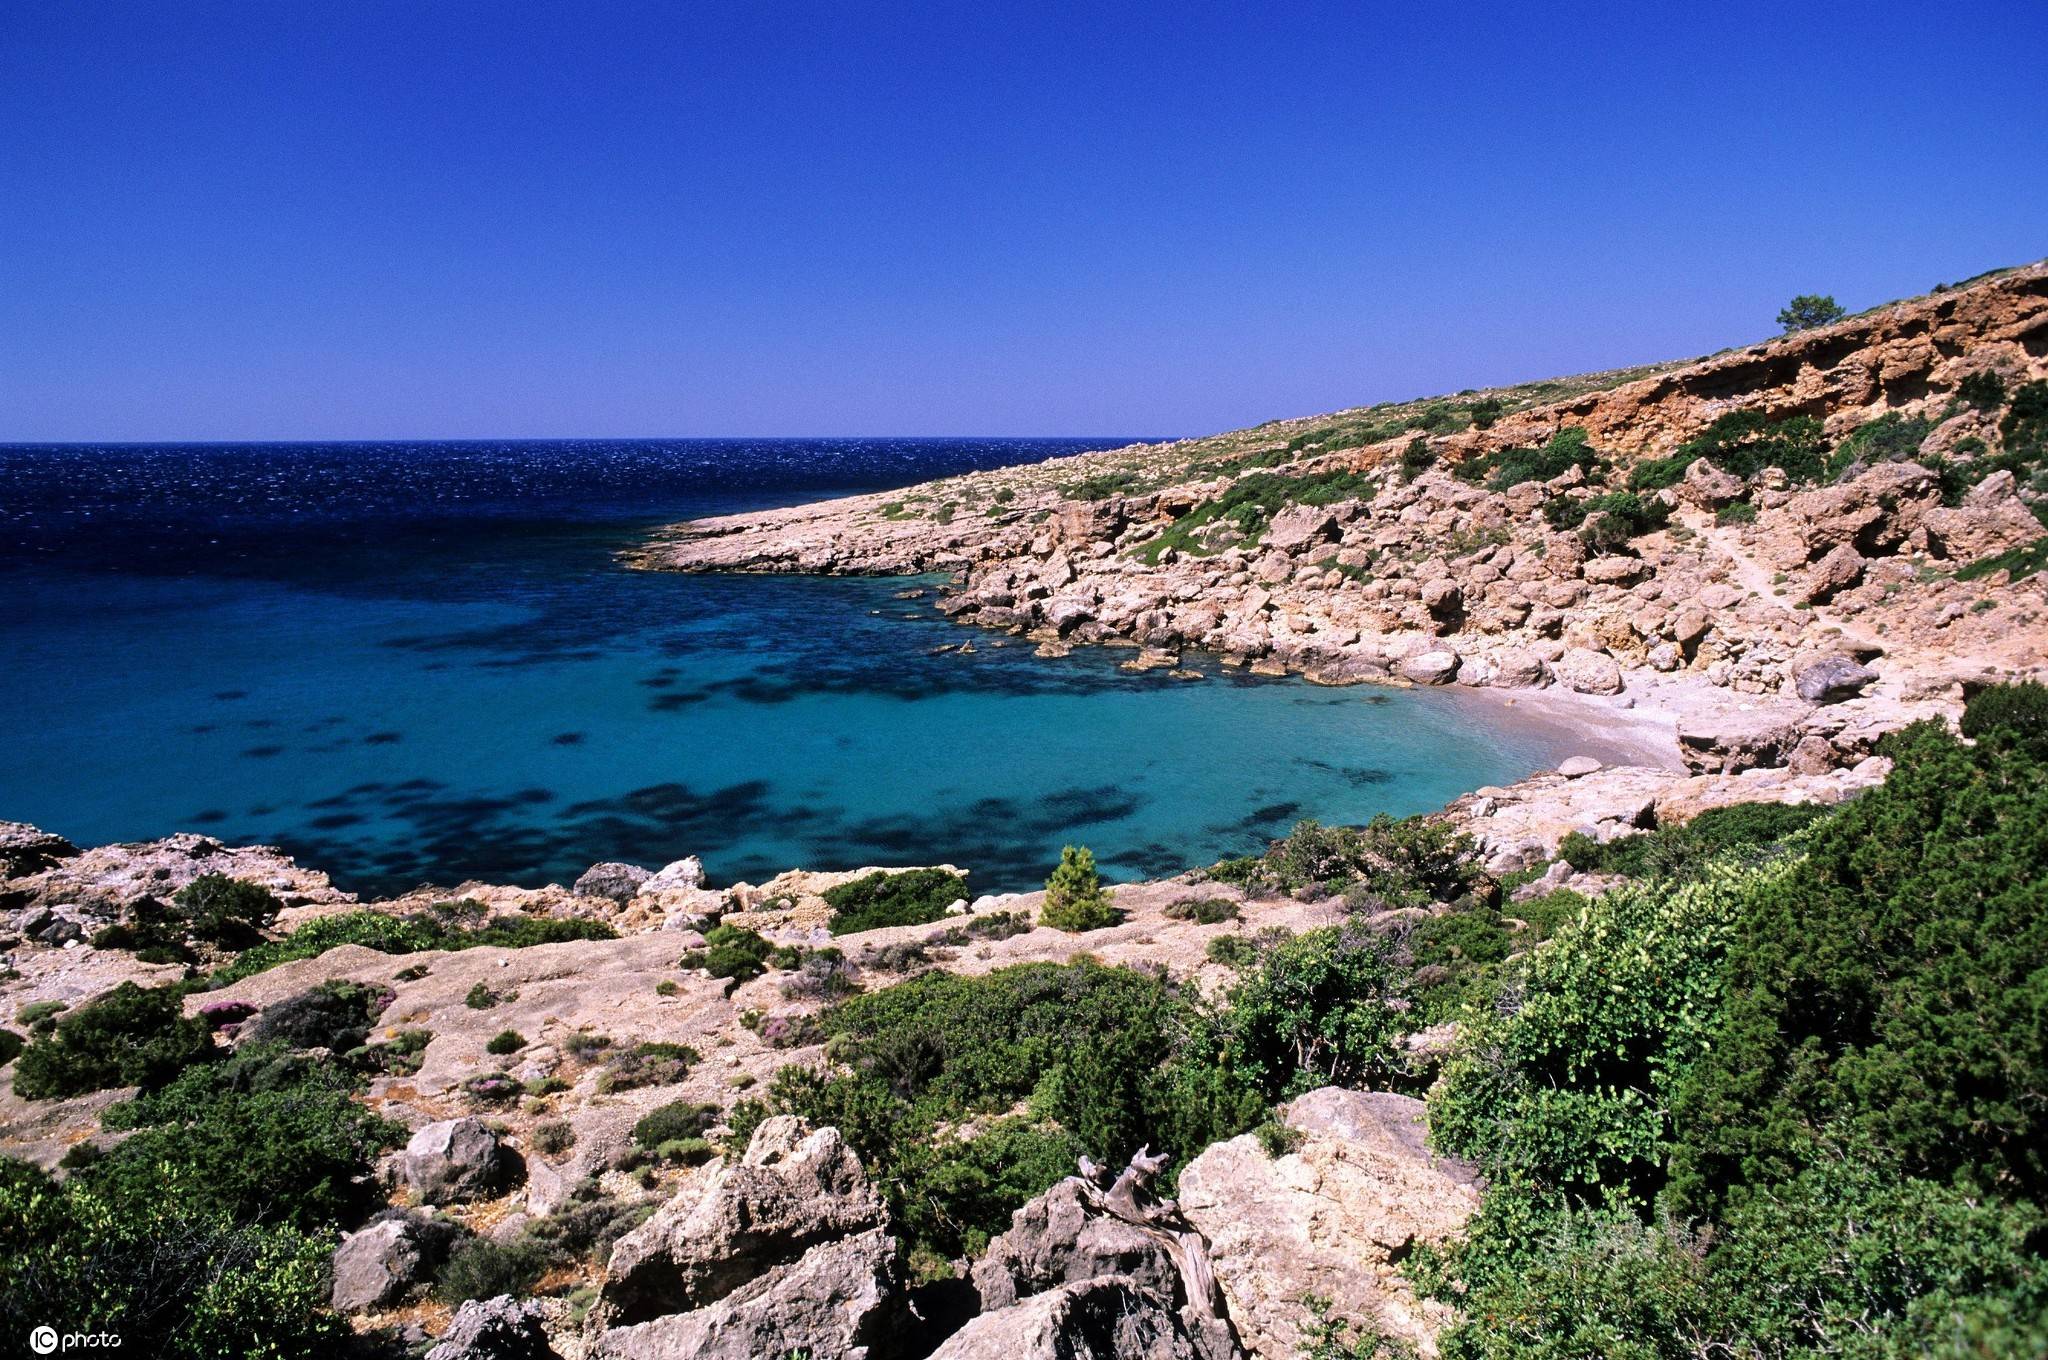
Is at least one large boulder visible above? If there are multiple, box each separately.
[1398,650,1460,686]
[928,1277,1204,1360]
[1674,457,1747,509]
[574,862,651,906]
[1551,647,1623,695]
[639,856,706,895]
[1263,505,1339,551]
[332,1212,459,1313]
[425,1295,558,1360]
[1177,1089,1481,1359]
[594,1228,900,1360]
[402,1118,512,1205]
[599,1117,901,1358]
[1793,653,1878,704]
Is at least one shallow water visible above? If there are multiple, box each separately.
[3,439,1587,895]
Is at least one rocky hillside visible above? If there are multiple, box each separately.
[5,266,2046,1360]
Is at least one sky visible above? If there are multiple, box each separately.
[2,2,2044,442]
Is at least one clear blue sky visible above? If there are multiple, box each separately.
[3,2,2043,441]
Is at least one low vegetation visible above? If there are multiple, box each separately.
[825,867,969,935]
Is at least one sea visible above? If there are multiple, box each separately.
[0,438,1587,897]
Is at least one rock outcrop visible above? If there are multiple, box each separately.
[402,1117,513,1205]
[596,1117,904,1360]
[1177,1088,1482,1358]
[930,1277,1207,1360]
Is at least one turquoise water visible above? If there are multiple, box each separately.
[2,440,1575,895]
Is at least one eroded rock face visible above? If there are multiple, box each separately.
[402,1117,511,1205]
[1176,1088,1481,1359]
[0,823,78,879]
[598,1117,901,1358]
[1,831,349,916]
[929,1277,1205,1360]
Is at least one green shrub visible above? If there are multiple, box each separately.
[1960,679,2048,754]
[631,1100,719,1149]
[485,1029,526,1055]
[1458,427,1600,491]
[12,983,214,1100]
[680,923,774,981]
[1557,800,1825,882]
[1206,935,1254,967]
[18,1000,67,1031]
[1041,845,1113,931]
[1576,491,1669,552]
[747,960,1263,1258]
[1824,411,1934,480]
[1469,397,1505,430]
[1422,722,2048,1359]
[172,873,280,947]
[1211,926,1409,1099]
[1634,410,1830,488]
[437,1236,545,1303]
[1228,815,1487,906]
[1958,369,2007,409]
[1955,535,2048,584]
[597,1041,699,1093]
[1713,498,1756,525]
[1131,468,1379,564]
[246,980,391,1053]
[464,982,501,1009]
[0,1028,22,1067]
[0,1157,344,1358]
[825,868,969,935]
[1776,293,1844,332]
[532,1119,575,1155]
[91,1041,401,1228]
[1399,436,1437,480]
[1163,896,1240,924]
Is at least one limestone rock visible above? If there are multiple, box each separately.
[640,856,706,895]
[1398,650,1460,686]
[603,1117,889,1324]
[425,1296,558,1360]
[1674,457,1746,508]
[1793,654,1878,704]
[332,1212,458,1313]
[1177,1088,1480,1358]
[0,823,79,879]
[1551,647,1623,695]
[575,862,652,906]
[929,1277,1204,1360]
[1557,756,1603,779]
[1263,504,1338,551]
[594,1228,901,1360]
[402,1118,511,1205]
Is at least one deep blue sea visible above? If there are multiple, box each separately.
[1,439,1581,896]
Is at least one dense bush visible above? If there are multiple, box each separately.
[1040,845,1113,931]
[1959,679,2048,754]
[596,1041,699,1093]
[825,868,969,935]
[0,1028,22,1067]
[1214,815,1488,907]
[1823,411,1933,480]
[438,1236,546,1303]
[631,1099,719,1149]
[1958,369,2007,409]
[738,960,1261,1257]
[1556,800,1826,881]
[1421,722,2048,1359]
[680,923,773,981]
[1575,491,1670,552]
[173,873,281,947]
[12,982,214,1100]
[245,979,391,1053]
[1455,427,1600,491]
[1631,410,1830,489]
[0,1157,343,1358]
[486,1028,527,1055]
[92,1041,401,1228]
[1208,925,1409,1100]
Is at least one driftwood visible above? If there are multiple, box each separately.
[1078,1146,1241,1360]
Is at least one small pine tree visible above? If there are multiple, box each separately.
[1040,845,1113,932]
[1776,293,1845,333]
